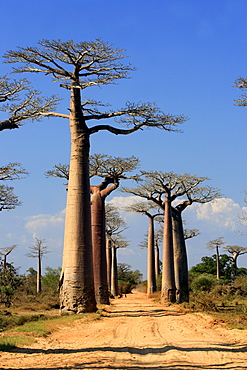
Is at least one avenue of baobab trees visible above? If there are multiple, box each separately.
[1,39,245,314]
[1,39,186,313]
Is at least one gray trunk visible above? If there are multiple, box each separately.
[172,208,189,303]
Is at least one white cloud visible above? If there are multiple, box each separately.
[25,210,65,237]
[191,197,242,230]
[107,195,140,209]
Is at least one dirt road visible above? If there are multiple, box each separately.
[1,292,246,369]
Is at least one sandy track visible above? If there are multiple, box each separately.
[0,292,246,370]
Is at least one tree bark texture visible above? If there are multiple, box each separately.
[111,246,118,296]
[155,242,160,280]
[172,208,189,303]
[60,88,97,313]
[161,197,176,303]
[216,246,220,280]
[91,186,110,305]
[106,236,112,291]
[147,217,156,295]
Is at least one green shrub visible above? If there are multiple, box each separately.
[190,273,218,292]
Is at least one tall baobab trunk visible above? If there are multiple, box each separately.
[231,252,238,283]
[161,196,176,303]
[216,245,220,280]
[147,217,156,295]
[106,236,112,291]
[111,245,118,296]
[60,87,97,313]
[155,241,160,281]
[172,208,189,303]
[37,249,42,294]
[91,186,109,305]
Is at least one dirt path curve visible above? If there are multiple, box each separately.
[1,292,247,370]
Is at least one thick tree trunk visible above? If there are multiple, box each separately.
[161,196,176,303]
[216,246,220,280]
[111,246,118,296]
[172,208,189,303]
[106,236,112,291]
[155,242,160,281]
[37,251,42,294]
[60,87,97,313]
[91,187,109,305]
[147,217,156,295]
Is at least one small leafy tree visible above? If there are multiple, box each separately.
[0,262,22,307]
[117,263,143,294]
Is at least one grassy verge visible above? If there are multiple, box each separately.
[0,310,101,351]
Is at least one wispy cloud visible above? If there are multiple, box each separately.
[25,210,65,238]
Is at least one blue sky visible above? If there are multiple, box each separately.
[0,0,246,278]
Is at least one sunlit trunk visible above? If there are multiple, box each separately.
[155,241,160,280]
[111,245,118,296]
[60,87,96,313]
[106,236,112,291]
[37,250,42,294]
[172,208,189,303]
[147,217,156,295]
[216,246,220,280]
[161,195,176,303]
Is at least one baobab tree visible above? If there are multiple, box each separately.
[0,75,58,131]
[0,245,17,270]
[110,234,129,297]
[126,201,162,295]
[207,237,225,280]
[223,245,247,282]
[105,204,127,292]
[234,77,247,107]
[0,162,28,212]
[90,154,139,304]
[122,171,220,303]
[172,182,220,303]
[26,238,50,293]
[4,39,186,313]
[46,155,138,304]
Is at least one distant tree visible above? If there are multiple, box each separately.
[5,39,186,313]
[206,237,225,280]
[26,238,50,293]
[110,235,129,296]
[126,201,162,295]
[233,77,247,107]
[0,245,17,270]
[223,245,247,282]
[105,204,127,292]
[117,263,142,294]
[0,75,58,131]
